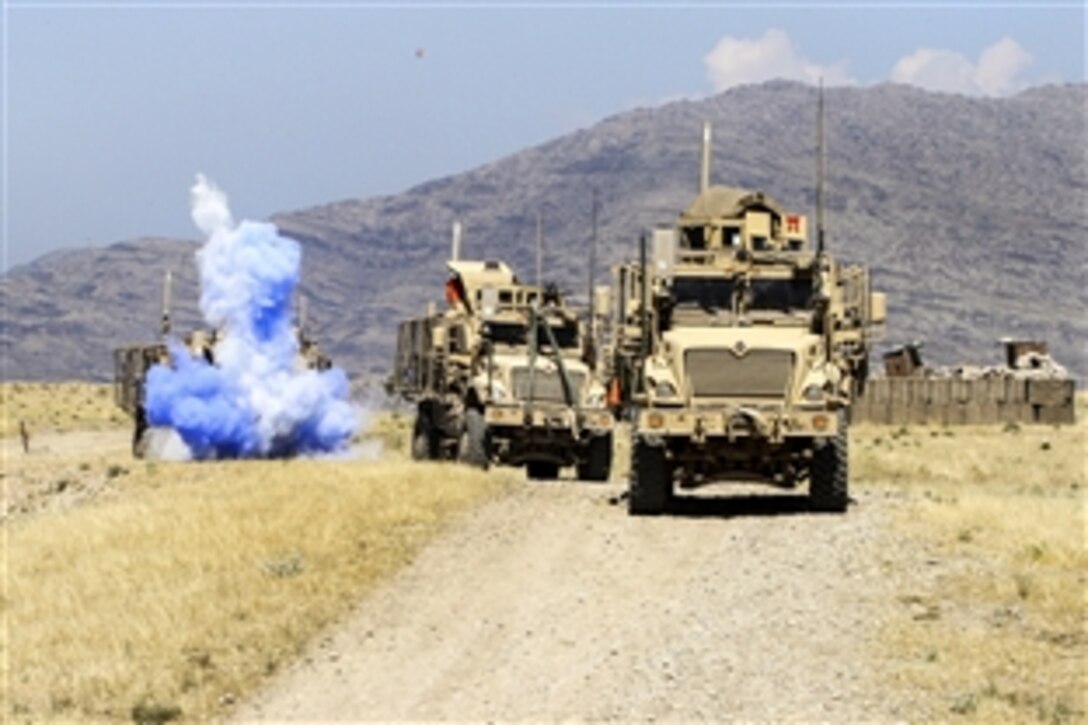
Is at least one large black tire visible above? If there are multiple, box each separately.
[132,406,149,458]
[628,438,671,515]
[577,432,613,482]
[526,461,560,480]
[411,413,435,461]
[458,408,489,469]
[810,412,849,512]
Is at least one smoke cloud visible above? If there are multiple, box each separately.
[144,174,357,459]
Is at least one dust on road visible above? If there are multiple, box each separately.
[237,481,915,721]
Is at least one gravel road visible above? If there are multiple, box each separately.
[237,480,915,721]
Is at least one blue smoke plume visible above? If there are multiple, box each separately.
[144,174,357,459]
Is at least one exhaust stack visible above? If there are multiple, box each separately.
[700,121,712,193]
[298,294,309,340]
[587,189,599,366]
[160,270,173,336]
[451,221,463,261]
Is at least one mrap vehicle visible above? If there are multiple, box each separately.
[610,121,885,514]
[392,229,613,481]
[112,273,330,457]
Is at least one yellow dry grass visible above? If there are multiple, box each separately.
[2,390,517,722]
[363,409,414,461]
[853,396,1087,723]
[0,382,125,439]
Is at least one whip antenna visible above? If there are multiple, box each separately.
[816,79,827,255]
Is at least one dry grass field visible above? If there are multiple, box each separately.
[2,388,516,722]
[2,384,1084,722]
[852,398,1087,723]
[1,382,126,439]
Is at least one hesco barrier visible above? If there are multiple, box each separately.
[854,377,1077,426]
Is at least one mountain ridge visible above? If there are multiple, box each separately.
[3,81,1085,383]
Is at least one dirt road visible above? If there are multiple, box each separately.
[237,481,916,721]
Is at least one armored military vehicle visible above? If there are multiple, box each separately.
[611,121,885,514]
[391,226,613,480]
[113,273,330,456]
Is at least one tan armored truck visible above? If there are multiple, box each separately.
[391,236,614,481]
[113,273,330,456]
[611,122,885,514]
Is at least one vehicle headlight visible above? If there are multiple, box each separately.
[585,383,606,407]
[802,383,824,402]
[654,380,678,398]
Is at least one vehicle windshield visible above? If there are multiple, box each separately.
[487,319,580,349]
[747,278,813,313]
[665,275,814,329]
[672,277,736,312]
[488,321,528,346]
[542,320,580,349]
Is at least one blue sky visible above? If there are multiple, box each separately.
[3,1,1085,269]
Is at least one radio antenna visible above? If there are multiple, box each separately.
[816,78,827,255]
[535,210,543,286]
[700,121,712,193]
[587,188,599,361]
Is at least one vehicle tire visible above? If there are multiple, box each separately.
[132,406,149,458]
[411,413,435,461]
[628,438,670,515]
[577,432,612,482]
[810,412,849,512]
[458,408,489,469]
[526,461,560,480]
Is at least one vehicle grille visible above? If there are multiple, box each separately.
[685,349,793,398]
[511,368,585,403]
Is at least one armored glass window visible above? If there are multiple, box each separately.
[537,320,579,349]
[671,277,736,311]
[748,279,813,312]
[682,226,706,249]
[488,322,528,346]
[448,326,466,353]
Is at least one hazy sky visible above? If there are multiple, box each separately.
[3,1,1085,270]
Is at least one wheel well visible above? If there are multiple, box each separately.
[464,387,484,412]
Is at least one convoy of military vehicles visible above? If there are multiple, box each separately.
[389,226,613,481]
[113,106,1073,513]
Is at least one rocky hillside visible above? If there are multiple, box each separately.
[3,81,1085,383]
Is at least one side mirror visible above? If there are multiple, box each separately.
[432,326,448,351]
[593,285,611,320]
[870,292,887,325]
[480,286,499,319]
[652,228,677,280]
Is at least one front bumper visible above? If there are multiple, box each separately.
[485,404,614,434]
[484,404,613,466]
[636,405,837,442]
